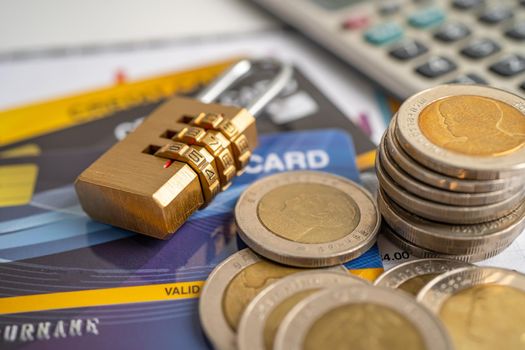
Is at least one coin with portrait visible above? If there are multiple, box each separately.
[235,171,381,267]
[420,95,525,157]
[417,267,525,350]
[395,85,525,179]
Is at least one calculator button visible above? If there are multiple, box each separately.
[434,23,471,42]
[408,7,446,28]
[460,38,500,59]
[342,15,370,30]
[479,6,513,24]
[505,21,525,41]
[416,56,457,78]
[489,55,525,77]
[364,23,403,45]
[452,0,484,10]
[389,40,428,60]
[448,73,487,84]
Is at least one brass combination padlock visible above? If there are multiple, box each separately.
[75,59,292,239]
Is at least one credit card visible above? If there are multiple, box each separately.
[0,147,105,222]
[0,129,382,350]
[0,65,377,171]
[0,164,38,207]
[0,60,235,148]
[0,144,41,159]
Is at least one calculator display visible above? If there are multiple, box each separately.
[311,0,365,11]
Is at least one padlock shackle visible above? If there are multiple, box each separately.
[195,58,293,116]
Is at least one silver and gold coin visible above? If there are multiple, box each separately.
[385,116,524,193]
[237,271,366,350]
[379,134,522,206]
[235,171,381,267]
[395,85,525,180]
[378,190,525,255]
[374,258,471,296]
[377,84,525,262]
[417,266,525,350]
[377,161,525,224]
[198,248,346,350]
[382,224,513,263]
[274,285,453,350]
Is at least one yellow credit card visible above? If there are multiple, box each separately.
[0,164,38,207]
[0,267,383,315]
[0,280,204,315]
[0,59,236,147]
[0,143,42,159]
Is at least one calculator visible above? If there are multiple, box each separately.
[250,0,525,99]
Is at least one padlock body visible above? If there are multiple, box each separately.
[75,96,257,239]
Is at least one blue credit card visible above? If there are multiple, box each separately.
[0,129,382,350]
[0,129,363,262]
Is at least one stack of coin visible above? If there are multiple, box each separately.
[376,84,525,262]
